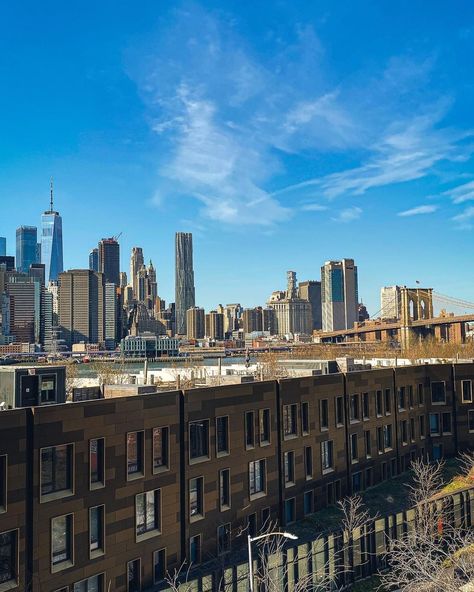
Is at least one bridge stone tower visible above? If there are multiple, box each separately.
[399,287,433,350]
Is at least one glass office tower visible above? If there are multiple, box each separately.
[41,185,63,283]
[16,226,38,273]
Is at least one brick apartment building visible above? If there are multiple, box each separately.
[1,363,474,591]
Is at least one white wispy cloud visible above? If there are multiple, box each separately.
[331,206,362,223]
[130,6,474,227]
[442,180,474,204]
[398,204,438,217]
[452,206,474,228]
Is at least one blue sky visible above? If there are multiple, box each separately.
[1,0,474,314]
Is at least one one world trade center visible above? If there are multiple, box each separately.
[41,180,63,283]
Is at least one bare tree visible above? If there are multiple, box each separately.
[65,359,80,401]
[90,359,129,386]
[380,457,474,592]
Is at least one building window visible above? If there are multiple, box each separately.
[189,535,201,564]
[384,389,392,414]
[410,418,416,442]
[261,507,271,529]
[0,456,6,512]
[189,420,209,461]
[0,530,18,586]
[366,467,374,488]
[468,410,474,432]
[219,469,231,510]
[89,506,105,558]
[73,574,104,592]
[304,446,313,479]
[245,412,255,449]
[363,392,370,419]
[429,413,440,435]
[153,549,166,584]
[302,402,310,434]
[217,523,231,555]
[442,412,452,434]
[189,477,204,519]
[335,396,344,426]
[377,427,383,454]
[349,394,359,422]
[400,420,408,446]
[350,434,358,462]
[381,462,387,481]
[216,417,229,456]
[304,491,314,516]
[136,490,161,539]
[321,440,334,472]
[51,514,73,571]
[433,443,443,461]
[127,431,144,478]
[419,415,426,438]
[383,424,393,450]
[283,404,298,437]
[376,391,383,416]
[364,430,371,458]
[40,375,57,403]
[127,558,141,592]
[352,472,362,493]
[249,459,266,497]
[417,383,424,405]
[462,380,473,403]
[153,427,169,472]
[284,451,295,486]
[398,387,406,410]
[259,409,271,445]
[320,399,328,430]
[248,513,257,537]
[408,385,414,408]
[89,438,105,489]
[41,444,73,500]
[285,498,296,524]
[431,381,446,404]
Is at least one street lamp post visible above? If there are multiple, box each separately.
[247,531,298,592]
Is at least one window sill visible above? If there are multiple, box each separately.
[51,559,74,574]
[90,481,105,491]
[136,529,161,543]
[249,491,267,501]
[259,441,271,447]
[127,472,144,482]
[349,419,360,425]
[0,580,18,592]
[283,434,298,441]
[190,514,204,523]
[431,402,446,406]
[285,482,295,489]
[40,490,74,504]
[220,505,231,512]
[322,468,334,476]
[90,549,105,560]
[189,456,210,466]
[216,451,230,458]
[153,466,170,475]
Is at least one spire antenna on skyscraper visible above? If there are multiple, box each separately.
[50,177,54,213]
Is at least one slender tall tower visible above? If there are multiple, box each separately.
[41,179,64,283]
[130,247,144,300]
[175,232,195,335]
[16,226,39,273]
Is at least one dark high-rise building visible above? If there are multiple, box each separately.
[16,226,38,273]
[0,256,15,271]
[41,181,63,283]
[5,273,40,344]
[205,310,224,340]
[58,269,105,348]
[0,237,5,256]
[299,280,322,331]
[98,238,120,286]
[175,232,195,335]
[89,248,99,272]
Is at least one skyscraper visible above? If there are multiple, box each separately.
[41,181,63,283]
[267,271,312,336]
[89,248,99,272]
[186,306,205,339]
[0,237,6,256]
[130,247,144,300]
[58,269,105,348]
[98,238,120,286]
[175,232,195,336]
[16,226,38,273]
[321,259,358,331]
[299,280,322,330]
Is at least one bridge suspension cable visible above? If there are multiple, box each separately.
[433,292,474,311]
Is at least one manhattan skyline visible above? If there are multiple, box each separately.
[2,1,474,312]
